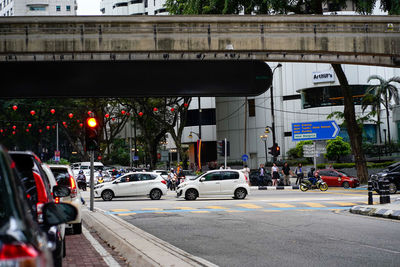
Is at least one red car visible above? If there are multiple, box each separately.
[317,169,360,188]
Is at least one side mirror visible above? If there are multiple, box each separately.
[53,185,71,198]
[200,177,205,182]
[42,203,77,225]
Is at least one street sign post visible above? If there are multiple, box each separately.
[292,120,339,141]
[242,154,249,162]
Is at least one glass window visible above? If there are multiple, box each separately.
[221,171,239,180]
[66,5,71,11]
[50,168,70,187]
[203,172,221,181]
[56,5,61,11]
[0,4,3,11]
[186,109,216,126]
[29,6,46,11]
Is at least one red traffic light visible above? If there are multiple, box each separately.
[87,118,98,128]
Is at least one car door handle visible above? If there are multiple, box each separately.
[215,182,220,184]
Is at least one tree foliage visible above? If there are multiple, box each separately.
[325,136,351,161]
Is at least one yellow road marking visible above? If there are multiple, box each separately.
[205,206,228,209]
[225,210,244,213]
[236,203,262,209]
[176,207,194,210]
[191,211,209,213]
[111,209,129,212]
[268,203,296,208]
[118,213,136,216]
[262,210,282,212]
[141,208,162,211]
[302,202,326,208]
[328,202,357,206]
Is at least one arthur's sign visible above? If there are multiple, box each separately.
[312,70,335,83]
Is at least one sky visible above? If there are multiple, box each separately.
[77,0,101,15]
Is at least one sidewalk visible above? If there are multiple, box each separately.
[350,197,400,220]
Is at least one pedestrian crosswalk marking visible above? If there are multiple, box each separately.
[268,203,296,208]
[141,208,162,211]
[206,206,228,209]
[302,202,326,208]
[111,209,129,212]
[118,213,136,216]
[191,211,209,213]
[237,203,262,209]
[328,202,357,206]
[176,207,194,210]
[225,210,244,213]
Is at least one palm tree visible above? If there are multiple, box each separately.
[366,75,400,144]
[361,92,383,143]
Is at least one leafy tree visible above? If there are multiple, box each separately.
[365,75,400,145]
[361,92,383,143]
[325,136,351,161]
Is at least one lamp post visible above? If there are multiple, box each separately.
[189,131,202,171]
[270,63,282,162]
[260,134,268,164]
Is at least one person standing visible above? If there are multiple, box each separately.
[241,165,250,185]
[281,162,292,186]
[271,163,280,186]
[295,163,304,185]
[258,164,265,186]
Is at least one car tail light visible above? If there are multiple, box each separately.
[36,202,44,224]
[161,180,166,185]
[0,243,39,260]
[55,197,60,204]
[70,175,77,198]
[244,175,248,182]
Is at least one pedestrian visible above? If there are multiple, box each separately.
[271,163,280,186]
[327,164,333,170]
[258,164,265,186]
[295,163,304,185]
[281,162,292,186]
[220,164,225,170]
[241,165,250,184]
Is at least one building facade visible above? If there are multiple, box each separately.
[0,0,77,16]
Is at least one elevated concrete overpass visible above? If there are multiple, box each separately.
[0,15,399,67]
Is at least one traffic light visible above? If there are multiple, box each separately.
[268,146,273,155]
[85,117,99,151]
[271,143,280,157]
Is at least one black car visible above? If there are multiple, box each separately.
[249,170,273,186]
[0,146,76,266]
[370,162,400,194]
[9,151,68,266]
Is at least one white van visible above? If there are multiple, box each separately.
[72,161,105,184]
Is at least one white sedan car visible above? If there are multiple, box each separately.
[176,170,250,200]
[94,172,168,201]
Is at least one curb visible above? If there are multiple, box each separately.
[255,186,299,190]
[350,201,400,220]
[83,208,218,267]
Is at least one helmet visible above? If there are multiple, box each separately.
[79,170,83,174]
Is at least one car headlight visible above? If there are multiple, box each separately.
[381,173,388,177]
[95,185,104,189]
[178,183,187,189]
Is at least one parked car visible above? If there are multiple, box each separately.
[317,169,360,188]
[370,162,400,194]
[9,151,68,266]
[176,170,250,200]
[249,170,272,186]
[94,172,167,201]
[48,164,83,234]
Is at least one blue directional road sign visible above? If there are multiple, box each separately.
[292,120,340,141]
[242,154,249,162]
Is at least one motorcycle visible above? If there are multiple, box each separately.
[300,178,328,192]
[96,176,104,185]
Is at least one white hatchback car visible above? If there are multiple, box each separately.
[94,172,168,201]
[177,170,250,200]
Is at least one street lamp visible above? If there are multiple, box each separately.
[260,134,268,164]
[270,63,282,162]
[189,131,202,171]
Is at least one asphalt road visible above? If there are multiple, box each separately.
[90,189,400,267]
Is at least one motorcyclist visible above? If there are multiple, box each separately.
[308,171,319,186]
[77,170,86,185]
[97,170,104,184]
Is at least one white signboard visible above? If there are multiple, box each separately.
[312,70,335,83]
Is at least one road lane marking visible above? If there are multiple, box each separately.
[176,207,194,210]
[118,213,136,216]
[302,202,326,208]
[236,204,262,209]
[154,212,170,214]
[111,209,129,212]
[328,202,357,206]
[191,211,209,213]
[206,206,228,209]
[268,203,296,208]
[141,208,162,211]
[262,210,282,212]
[225,210,244,213]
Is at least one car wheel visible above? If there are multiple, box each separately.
[388,183,397,194]
[185,189,198,200]
[234,188,247,199]
[101,190,114,201]
[342,181,350,189]
[150,189,162,200]
[73,222,82,235]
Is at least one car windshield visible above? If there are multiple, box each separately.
[338,170,350,176]
[94,166,104,171]
[190,174,202,180]
[384,162,400,172]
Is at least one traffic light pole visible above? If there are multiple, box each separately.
[224,138,227,169]
[89,150,94,212]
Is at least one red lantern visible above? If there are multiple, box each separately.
[88,111,92,115]
[105,114,110,118]
[0,129,3,133]
[12,105,18,111]
[170,107,175,112]
[12,131,16,135]
[52,125,56,129]
[138,112,144,117]
[79,123,83,127]
[111,117,115,121]
[121,110,126,115]
[68,113,73,119]
[28,124,32,128]
[76,120,80,123]
[26,129,29,132]
[64,125,68,128]
[46,126,50,130]
[30,110,36,116]
[62,121,66,125]
[50,109,55,114]
[39,129,42,133]
[184,103,189,108]
[153,107,158,112]
[12,125,16,130]
[126,112,130,116]
[97,156,102,160]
